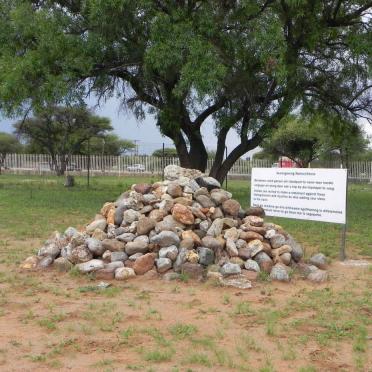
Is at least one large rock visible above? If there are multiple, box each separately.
[123,209,141,224]
[158,245,179,261]
[111,251,128,262]
[156,258,173,273]
[254,251,273,273]
[210,190,231,205]
[206,218,223,237]
[247,239,264,257]
[102,239,125,252]
[220,263,241,276]
[270,234,286,249]
[307,269,328,283]
[239,231,264,242]
[195,195,215,208]
[167,183,183,198]
[174,248,188,273]
[309,253,328,269]
[245,206,265,217]
[136,217,156,235]
[66,245,93,264]
[244,259,260,272]
[195,176,221,191]
[76,259,104,273]
[270,263,290,282]
[164,164,202,181]
[181,262,204,280]
[86,238,105,256]
[38,242,61,259]
[225,238,238,257]
[53,257,73,272]
[125,236,149,255]
[285,234,303,262]
[86,219,107,234]
[133,253,156,275]
[115,267,136,280]
[197,247,215,266]
[221,199,241,217]
[134,183,152,194]
[117,233,135,242]
[201,236,224,251]
[150,231,180,247]
[172,204,195,225]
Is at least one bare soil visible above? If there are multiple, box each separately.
[0,238,371,372]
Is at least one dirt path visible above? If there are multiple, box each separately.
[0,241,371,371]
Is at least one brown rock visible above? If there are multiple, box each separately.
[179,238,195,250]
[202,236,224,251]
[133,253,156,275]
[182,230,201,245]
[190,207,206,219]
[238,248,251,260]
[239,231,264,242]
[136,217,156,235]
[106,208,116,225]
[221,199,241,217]
[211,207,224,220]
[241,223,267,235]
[245,206,265,217]
[95,268,115,280]
[92,229,107,241]
[173,197,193,206]
[148,209,167,222]
[100,202,115,217]
[181,262,204,280]
[124,260,135,268]
[134,183,153,194]
[244,215,264,227]
[262,242,272,256]
[102,239,126,252]
[167,183,183,198]
[172,203,195,225]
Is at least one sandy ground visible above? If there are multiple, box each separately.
[0,240,371,372]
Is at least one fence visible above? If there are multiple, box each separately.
[2,153,372,181]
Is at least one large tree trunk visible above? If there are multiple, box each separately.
[187,131,208,172]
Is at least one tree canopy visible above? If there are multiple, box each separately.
[152,147,178,157]
[79,135,136,156]
[0,1,371,181]
[14,106,112,174]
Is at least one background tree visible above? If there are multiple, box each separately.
[152,148,178,158]
[0,132,22,174]
[80,135,135,156]
[261,116,322,167]
[14,106,112,175]
[0,1,371,181]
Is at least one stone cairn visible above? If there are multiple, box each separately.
[21,165,328,287]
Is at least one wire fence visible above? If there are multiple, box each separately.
[2,153,372,181]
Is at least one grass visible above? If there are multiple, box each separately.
[1,174,371,258]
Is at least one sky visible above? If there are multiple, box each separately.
[1,96,371,155]
[0,96,260,157]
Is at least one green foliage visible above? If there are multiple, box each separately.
[152,147,178,157]
[80,135,136,156]
[14,106,112,174]
[0,1,370,179]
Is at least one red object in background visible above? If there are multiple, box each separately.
[279,157,297,168]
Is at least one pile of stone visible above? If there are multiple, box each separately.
[21,165,328,286]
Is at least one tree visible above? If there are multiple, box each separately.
[14,106,112,175]
[262,116,323,167]
[0,1,371,182]
[152,148,178,157]
[80,135,135,156]
[0,132,22,174]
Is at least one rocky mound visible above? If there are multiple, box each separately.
[21,165,328,286]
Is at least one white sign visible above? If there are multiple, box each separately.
[251,168,347,224]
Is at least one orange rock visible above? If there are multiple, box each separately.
[100,202,115,217]
[133,253,156,275]
[106,208,115,225]
[239,231,264,242]
[182,230,201,245]
[172,204,195,225]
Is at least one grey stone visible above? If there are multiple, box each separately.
[64,227,79,239]
[195,195,215,208]
[219,275,252,289]
[86,219,107,234]
[76,259,105,273]
[270,234,286,249]
[66,245,93,264]
[125,236,149,255]
[220,263,241,276]
[162,272,181,281]
[197,247,215,266]
[150,231,180,247]
[129,252,143,261]
[38,255,54,268]
[195,176,221,191]
[210,190,231,205]
[206,218,223,237]
[111,251,128,262]
[285,234,304,262]
[117,233,135,242]
[199,220,211,232]
[265,229,276,239]
[244,259,260,272]
[309,253,328,269]
[156,257,173,273]
[173,248,188,273]
[307,269,328,283]
[38,242,60,259]
[123,209,141,224]
[102,239,125,252]
[226,238,238,257]
[201,236,224,251]
[114,227,126,236]
[53,257,73,272]
[270,263,290,282]
[105,261,124,271]
[167,183,183,198]
[254,251,274,273]
[136,217,156,235]
[159,245,179,261]
[86,237,105,256]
